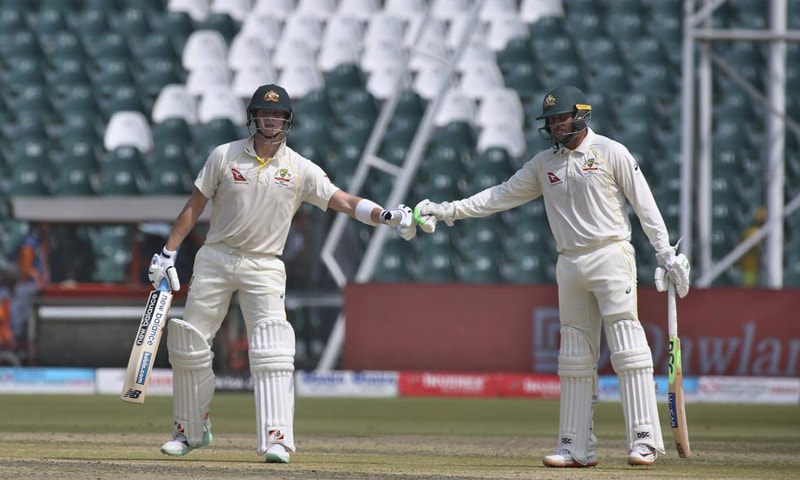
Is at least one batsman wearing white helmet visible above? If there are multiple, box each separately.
[413,85,690,467]
[149,84,415,464]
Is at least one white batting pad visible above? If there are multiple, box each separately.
[556,326,597,464]
[605,319,665,454]
[167,318,215,447]
[249,317,296,455]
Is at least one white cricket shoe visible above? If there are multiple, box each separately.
[542,449,598,468]
[161,422,213,457]
[265,444,291,464]
[627,444,658,466]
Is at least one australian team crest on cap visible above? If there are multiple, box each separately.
[264,90,280,102]
[543,94,556,108]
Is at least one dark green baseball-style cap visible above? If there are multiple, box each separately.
[248,84,292,116]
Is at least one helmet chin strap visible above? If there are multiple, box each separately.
[256,128,284,144]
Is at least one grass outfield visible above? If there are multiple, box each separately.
[0,394,798,479]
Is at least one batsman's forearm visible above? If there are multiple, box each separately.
[165,191,208,251]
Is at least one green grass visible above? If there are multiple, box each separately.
[0,394,798,479]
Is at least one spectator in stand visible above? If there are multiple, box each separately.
[10,222,50,345]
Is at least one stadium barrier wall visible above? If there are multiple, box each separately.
[344,284,800,377]
[1,368,798,405]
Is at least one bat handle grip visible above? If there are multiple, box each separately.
[158,278,171,292]
[667,282,678,337]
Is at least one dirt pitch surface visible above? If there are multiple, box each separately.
[1,394,798,479]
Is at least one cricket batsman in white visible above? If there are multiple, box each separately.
[414,85,691,467]
[148,84,416,463]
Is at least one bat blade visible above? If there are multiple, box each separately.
[120,286,173,404]
[667,284,691,458]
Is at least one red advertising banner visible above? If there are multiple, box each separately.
[344,284,800,377]
[398,372,501,397]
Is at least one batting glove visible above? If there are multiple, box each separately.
[415,199,456,228]
[380,205,417,241]
[148,246,180,291]
[655,251,690,298]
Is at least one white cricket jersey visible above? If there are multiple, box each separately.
[195,137,340,256]
[453,129,671,255]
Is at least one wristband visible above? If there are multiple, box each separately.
[355,199,381,225]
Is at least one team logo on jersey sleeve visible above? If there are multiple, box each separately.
[231,167,248,184]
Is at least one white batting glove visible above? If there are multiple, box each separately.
[380,205,416,241]
[148,246,180,291]
[415,198,455,227]
[655,251,690,298]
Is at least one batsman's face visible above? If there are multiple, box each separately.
[253,109,290,137]
[547,113,574,143]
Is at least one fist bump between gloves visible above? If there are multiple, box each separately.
[414,199,456,233]
[380,205,417,241]
[654,250,691,298]
[148,247,180,291]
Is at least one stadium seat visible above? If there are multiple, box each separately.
[97,164,144,196]
[149,10,194,52]
[372,238,415,282]
[472,146,515,178]
[110,6,151,38]
[197,86,246,124]
[323,63,365,105]
[50,114,101,149]
[367,64,412,101]
[51,164,96,196]
[477,122,526,159]
[563,12,605,41]
[434,90,476,127]
[232,63,276,100]
[136,60,184,103]
[604,12,646,42]
[457,253,502,284]
[152,84,198,124]
[485,15,529,52]
[143,164,193,195]
[91,225,133,283]
[458,61,505,100]
[278,65,325,100]
[9,164,50,196]
[196,12,239,44]
[2,59,46,90]
[338,0,381,20]
[103,111,154,153]
[228,33,271,72]
[186,64,232,98]
[210,0,250,23]
[237,14,282,52]
[415,250,458,283]
[321,13,364,51]
[528,14,567,37]
[520,0,565,23]
[168,0,209,23]
[501,253,548,284]
[182,30,229,72]
[101,87,148,121]
[46,58,91,88]
[193,118,243,163]
[412,64,452,101]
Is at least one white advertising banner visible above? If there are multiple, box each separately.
[295,370,399,398]
[698,376,800,404]
[96,368,173,396]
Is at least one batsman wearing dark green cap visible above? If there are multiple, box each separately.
[150,84,415,464]
[412,85,690,467]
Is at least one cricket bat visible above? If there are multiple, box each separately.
[120,279,173,404]
[667,282,691,457]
